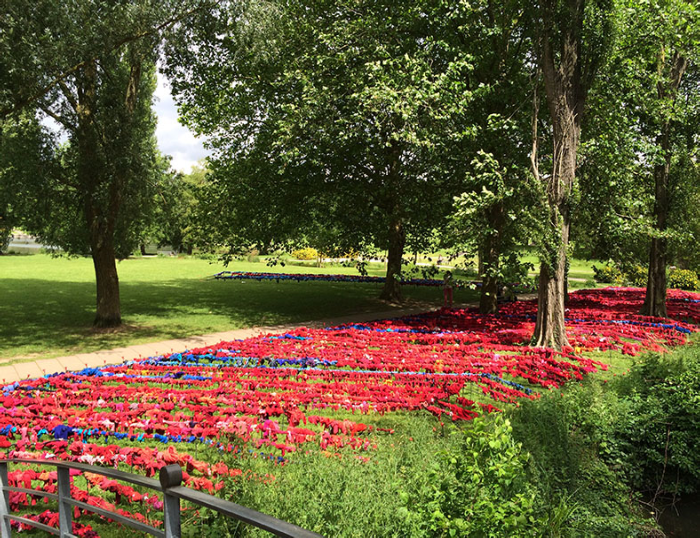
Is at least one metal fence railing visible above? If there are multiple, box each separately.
[0,459,323,538]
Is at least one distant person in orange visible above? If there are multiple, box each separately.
[443,271,454,308]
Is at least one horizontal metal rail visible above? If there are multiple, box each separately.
[0,459,323,538]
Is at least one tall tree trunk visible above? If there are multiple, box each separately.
[480,272,499,314]
[642,235,668,318]
[75,59,123,328]
[75,52,143,328]
[641,140,671,318]
[641,51,686,318]
[379,139,405,302]
[533,131,577,349]
[380,218,405,302]
[92,237,121,327]
[534,224,569,349]
[532,15,584,349]
[479,203,505,314]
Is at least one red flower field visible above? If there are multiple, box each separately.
[1,287,697,534]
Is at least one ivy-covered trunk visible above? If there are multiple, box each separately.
[534,230,569,349]
[532,1,588,350]
[533,134,576,350]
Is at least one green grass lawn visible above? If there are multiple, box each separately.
[519,250,602,281]
[0,254,478,361]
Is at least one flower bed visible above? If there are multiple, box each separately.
[213,270,454,286]
[0,287,697,534]
[213,270,539,295]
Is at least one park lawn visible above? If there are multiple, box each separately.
[0,254,477,362]
[520,250,602,280]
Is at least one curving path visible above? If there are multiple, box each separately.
[0,304,457,385]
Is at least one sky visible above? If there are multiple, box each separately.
[153,72,210,174]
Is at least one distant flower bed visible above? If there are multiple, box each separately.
[0,287,696,534]
[213,270,451,286]
[212,270,537,293]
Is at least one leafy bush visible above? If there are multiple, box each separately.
[291,247,319,260]
[593,264,623,284]
[613,348,700,495]
[621,264,647,287]
[410,416,542,537]
[510,344,700,536]
[511,381,654,537]
[668,268,699,291]
[584,278,598,289]
[593,264,648,287]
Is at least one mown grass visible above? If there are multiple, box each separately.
[0,254,478,361]
[519,249,602,281]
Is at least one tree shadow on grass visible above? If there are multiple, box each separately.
[0,277,449,359]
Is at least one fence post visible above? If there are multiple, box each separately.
[0,462,10,538]
[159,464,182,538]
[57,466,72,537]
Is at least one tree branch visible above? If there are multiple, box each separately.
[1,0,215,119]
[38,104,75,131]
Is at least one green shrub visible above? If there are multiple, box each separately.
[593,264,622,284]
[593,264,648,287]
[411,416,542,537]
[668,268,699,291]
[195,252,218,262]
[584,278,598,289]
[511,381,654,537]
[291,247,319,261]
[612,347,700,495]
[622,265,647,287]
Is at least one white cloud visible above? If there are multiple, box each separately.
[154,72,210,174]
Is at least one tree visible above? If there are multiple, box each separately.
[575,0,700,311]
[0,0,205,326]
[164,0,475,302]
[0,113,58,253]
[444,0,541,314]
[529,0,615,348]
[622,0,700,317]
[151,161,209,255]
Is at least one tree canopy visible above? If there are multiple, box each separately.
[165,0,483,300]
